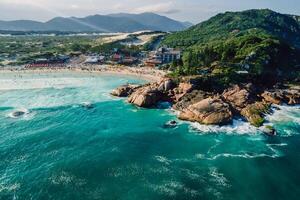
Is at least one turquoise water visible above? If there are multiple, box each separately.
[0,72,300,200]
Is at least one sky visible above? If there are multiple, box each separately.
[0,0,300,23]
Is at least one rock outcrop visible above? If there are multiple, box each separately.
[261,89,300,105]
[127,79,175,107]
[241,102,270,127]
[112,77,299,128]
[173,82,195,101]
[128,85,162,107]
[285,89,300,105]
[178,97,233,125]
[111,84,141,97]
[222,85,254,111]
[173,90,210,111]
[261,91,284,105]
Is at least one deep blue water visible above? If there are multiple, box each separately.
[0,72,299,200]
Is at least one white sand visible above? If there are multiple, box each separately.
[0,65,166,82]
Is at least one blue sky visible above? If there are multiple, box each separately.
[0,0,300,23]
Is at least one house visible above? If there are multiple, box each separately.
[84,55,105,64]
[112,53,122,63]
[121,56,137,65]
[145,47,181,67]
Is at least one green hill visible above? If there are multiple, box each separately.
[163,9,300,48]
[163,9,300,85]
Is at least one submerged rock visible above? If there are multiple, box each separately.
[9,109,30,118]
[241,102,270,127]
[12,111,26,118]
[179,97,233,125]
[163,120,178,128]
[81,102,94,109]
[111,84,141,97]
[259,125,277,136]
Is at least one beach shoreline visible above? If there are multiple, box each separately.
[0,65,166,82]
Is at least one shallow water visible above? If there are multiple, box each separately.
[0,72,300,200]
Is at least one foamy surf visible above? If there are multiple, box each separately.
[189,119,259,135]
[195,151,282,160]
[0,77,86,91]
[188,105,300,135]
[266,105,300,125]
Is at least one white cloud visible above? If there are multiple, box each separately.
[133,2,179,14]
[70,4,80,9]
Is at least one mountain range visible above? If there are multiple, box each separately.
[0,13,192,33]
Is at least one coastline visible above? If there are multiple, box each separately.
[0,65,166,82]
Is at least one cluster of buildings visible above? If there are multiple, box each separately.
[26,55,70,68]
[83,47,182,68]
[83,53,138,65]
[26,46,182,69]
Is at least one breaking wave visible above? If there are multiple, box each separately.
[190,119,259,135]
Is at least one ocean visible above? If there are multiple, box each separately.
[0,72,299,200]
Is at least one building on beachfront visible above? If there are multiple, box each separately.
[111,53,137,65]
[84,55,105,64]
[111,53,122,63]
[145,47,181,67]
[121,56,138,65]
[26,55,70,68]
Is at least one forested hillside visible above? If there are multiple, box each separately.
[163,9,300,85]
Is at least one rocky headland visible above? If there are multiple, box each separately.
[112,77,300,135]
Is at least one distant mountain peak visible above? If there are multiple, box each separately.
[0,13,189,33]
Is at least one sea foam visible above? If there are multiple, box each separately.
[190,119,259,135]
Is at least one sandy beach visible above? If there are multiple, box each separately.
[0,65,166,82]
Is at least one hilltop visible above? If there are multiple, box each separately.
[163,9,300,48]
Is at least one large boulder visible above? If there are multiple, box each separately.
[128,85,162,107]
[241,102,270,127]
[173,90,210,111]
[111,84,140,97]
[157,79,175,92]
[178,97,233,125]
[172,82,195,101]
[222,85,254,111]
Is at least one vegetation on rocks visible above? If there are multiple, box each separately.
[241,102,270,127]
